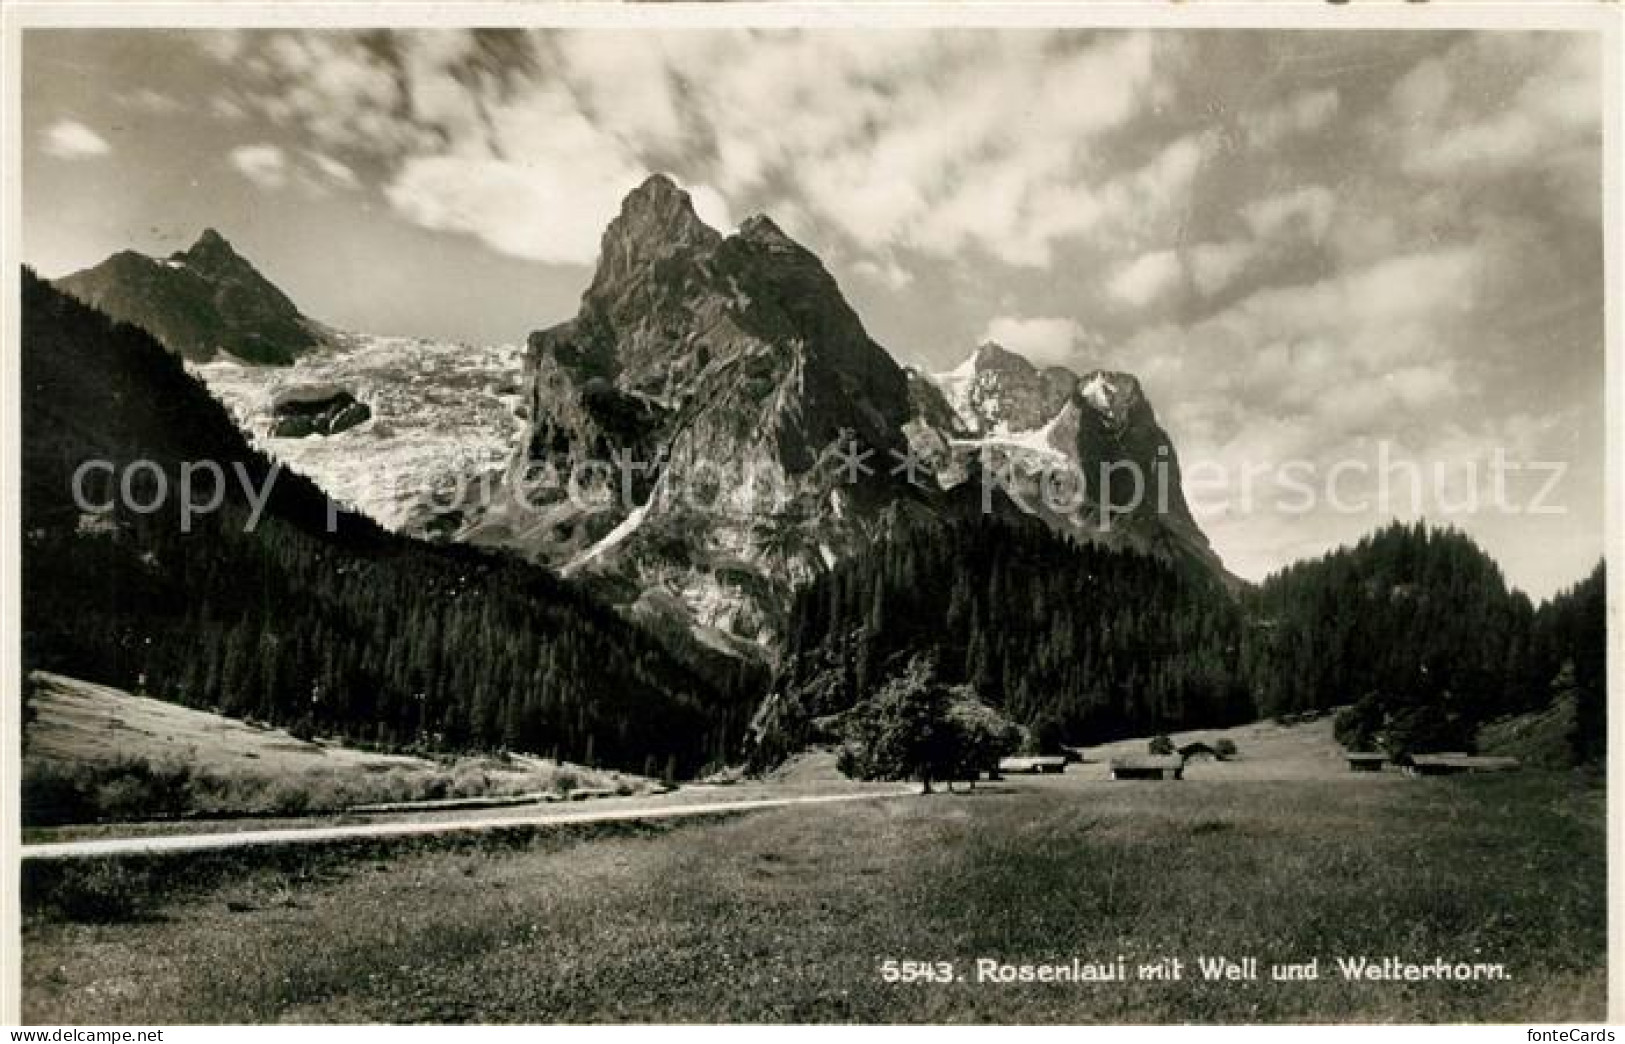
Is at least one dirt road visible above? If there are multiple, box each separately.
[20,787,918,860]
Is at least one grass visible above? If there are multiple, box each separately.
[23,672,648,827]
[21,770,1604,1023]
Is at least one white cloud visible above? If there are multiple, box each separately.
[1107,249,1182,308]
[1242,185,1335,243]
[123,89,185,114]
[387,156,632,264]
[1390,33,1600,217]
[686,184,734,234]
[1243,87,1340,147]
[851,257,914,291]
[230,144,289,190]
[41,119,111,160]
[980,316,1087,368]
[306,151,360,190]
[1189,240,1256,298]
[202,30,1190,270]
[209,97,248,123]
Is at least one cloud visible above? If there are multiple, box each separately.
[686,184,734,234]
[210,97,248,123]
[306,151,360,190]
[122,88,185,114]
[981,316,1088,368]
[1107,249,1182,308]
[1115,245,1484,483]
[851,257,914,291]
[1243,87,1339,147]
[41,119,111,159]
[1241,185,1335,244]
[198,30,1178,270]
[1189,240,1256,298]
[1388,33,1599,219]
[230,143,289,190]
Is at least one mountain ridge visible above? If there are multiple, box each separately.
[55,228,325,365]
[461,174,1232,654]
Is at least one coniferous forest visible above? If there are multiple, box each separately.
[21,269,761,776]
[19,267,1608,775]
[772,515,1605,760]
[775,516,1253,745]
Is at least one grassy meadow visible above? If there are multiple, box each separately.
[22,766,1604,1023]
[23,673,655,830]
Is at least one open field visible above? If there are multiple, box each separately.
[1071,715,1352,781]
[22,673,658,830]
[22,766,1604,1023]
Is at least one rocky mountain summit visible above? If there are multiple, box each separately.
[56,228,324,364]
[909,347,1225,578]
[459,175,939,657]
[53,185,1231,658]
[462,175,1229,656]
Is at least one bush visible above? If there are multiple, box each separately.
[552,768,581,795]
[840,654,959,793]
[267,778,314,816]
[835,743,867,780]
[449,763,491,799]
[1334,694,1386,750]
[1213,738,1238,760]
[1383,702,1476,760]
[22,762,97,826]
[1148,734,1175,756]
[27,860,152,923]
[1024,716,1067,757]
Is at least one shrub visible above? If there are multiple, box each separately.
[835,743,868,780]
[1334,694,1389,751]
[449,763,491,799]
[1213,739,1238,760]
[1148,734,1175,756]
[1383,701,1476,760]
[840,654,958,793]
[1023,716,1067,757]
[267,778,314,816]
[28,860,152,923]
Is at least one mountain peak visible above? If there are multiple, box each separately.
[736,214,796,249]
[180,227,251,274]
[588,175,722,299]
[55,227,319,364]
[1077,369,1143,423]
[943,340,1036,379]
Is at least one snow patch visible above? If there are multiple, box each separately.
[1082,373,1116,415]
[561,474,665,577]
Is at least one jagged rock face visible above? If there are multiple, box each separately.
[465,176,930,658]
[932,341,1078,434]
[269,388,371,438]
[464,174,1231,656]
[55,229,322,365]
[904,367,964,434]
[911,350,1228,581]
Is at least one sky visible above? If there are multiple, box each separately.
[20,28,1607,599]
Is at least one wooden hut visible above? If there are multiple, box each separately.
[1405,755,1521,777]
[1109,755,1184,780]
[1345,752,1387,772]
[997,755,1068,775]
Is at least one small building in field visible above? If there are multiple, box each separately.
[998,755,1068,775]
[1109,755,1184,780]
[1346,752,1387,772]
[1405,755,1521,777]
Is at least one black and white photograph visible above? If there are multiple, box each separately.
[2,2,1618,1029]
